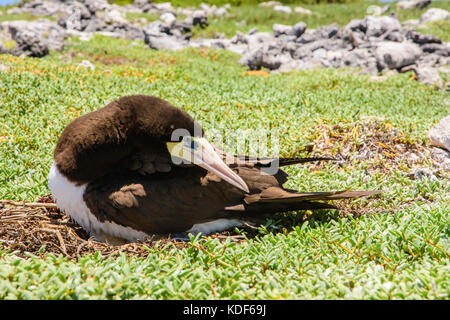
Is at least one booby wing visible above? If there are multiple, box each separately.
[82,161,380,237]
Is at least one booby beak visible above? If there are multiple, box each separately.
[167,137,249,193]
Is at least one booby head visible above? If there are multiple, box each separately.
[53,95,248,193]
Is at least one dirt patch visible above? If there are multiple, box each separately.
[60,51,137,66]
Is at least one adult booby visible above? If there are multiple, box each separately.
[48,95,380,242]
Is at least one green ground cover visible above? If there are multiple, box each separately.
[0,1,449,299]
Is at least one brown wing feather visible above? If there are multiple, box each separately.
[83,167,245,234]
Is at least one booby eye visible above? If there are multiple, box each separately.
[184,136,198,150]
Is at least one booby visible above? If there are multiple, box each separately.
[48,95,380,242]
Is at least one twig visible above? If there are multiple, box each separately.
[0,200,57,209]
[333,241,355,257]
[37,228,67,256]
[190,243,234,268]
[76,241,89,257]
[424,238,450,258]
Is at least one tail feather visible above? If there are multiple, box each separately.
[244,188,381,205]
[223,188,381,217]
[221,152,381,219]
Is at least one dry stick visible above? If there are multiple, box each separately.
[425,238,450,258]
[37,228,68,256]
[76,241,89,257]
[333,241,355,258]
[190,243,234,268]
[0,200,57,209]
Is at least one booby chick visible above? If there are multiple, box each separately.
[48,95,380,243]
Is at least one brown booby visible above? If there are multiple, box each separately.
[48,95,380,242]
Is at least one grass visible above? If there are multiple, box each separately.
[0,1,449,299]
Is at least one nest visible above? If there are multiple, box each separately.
[0,196,253,260]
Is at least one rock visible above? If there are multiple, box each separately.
[2,19,67,53]
[273,24,292,37]
[143,21,171,36]
[198,3,228,17]
[145,35,188,51]
[0,43,8,55]
[430,147,450,171]
[273,5,292,14]
[314,23,339,39]
[133,0,153,12]
[292,22,307,38]
[407,30,442,45]
[408,167,437,181]
[413,53,442,68]
[375,41,422,69]
[428,115,450,152]
[231,31,248,44]
[245,32,275,49]
[7,0,66,16]
[214,7,228,17]
[273,22,305,37]
[103,23,145,40]
[397,0,431,10]
[342,48,379,74]
[83,0,111,13]
[420,8,450,23]
[192,10,208,27]
[78,60,95,70]
[364,16,402,37]
[382,30,405,42]
[414,66,443,87]
[259,1,281,7]
[11,30,49,58]
[84,17,107,33]
[367,5,391,16]
[294,7,312,15]
[160,12,177,25]
[133,0,149,8]
[297,29,319,44]
[238,46,284,70]
[57,2,92,31]
[297,24,338,44]
[343,19,367,33]
[248,28,258,35]
[421,43,450,56]
[97,9,128,25]
[153,2,175,14]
